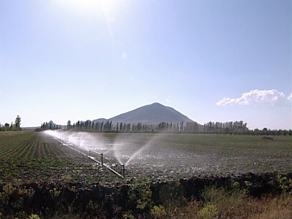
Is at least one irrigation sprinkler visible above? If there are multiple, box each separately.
[49,135,125,179]
[121,164,126,177]
[100,153,104,166]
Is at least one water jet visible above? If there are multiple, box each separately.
[44,130,125,179]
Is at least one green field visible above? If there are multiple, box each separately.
[0,131,119,185]
[0,131,291,185]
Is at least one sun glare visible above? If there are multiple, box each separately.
[54,0,119,16]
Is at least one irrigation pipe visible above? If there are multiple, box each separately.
[52,137,125,178]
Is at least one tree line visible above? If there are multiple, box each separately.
[0,115,21,131]
[39,119,292,135]
[40,121,62,130]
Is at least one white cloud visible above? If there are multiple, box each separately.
[216,89,287,106]
[288,93,292,101]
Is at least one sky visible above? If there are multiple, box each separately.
[0,0,291,129]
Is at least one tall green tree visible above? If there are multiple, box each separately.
[67,120,71,129]
[15,115,21,129]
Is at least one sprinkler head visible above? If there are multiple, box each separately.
[121,164,126,177]
[100,153,104,166]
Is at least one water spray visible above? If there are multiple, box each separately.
[44,130,126,179]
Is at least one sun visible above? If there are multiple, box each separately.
[54,0,119,16]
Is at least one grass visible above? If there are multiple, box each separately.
[166,187,292,219]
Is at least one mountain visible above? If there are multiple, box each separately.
[93,102,194,124]
[92,118,108,123]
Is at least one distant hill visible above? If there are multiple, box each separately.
[93,102,194,124]
[93,118,108,123]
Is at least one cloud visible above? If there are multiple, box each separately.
[288,93,292,101]
[216,89,289,106]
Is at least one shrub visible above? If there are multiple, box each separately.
[276,174,292,192]
[201,186,249,218]
[137,185,152,210]
[201,187,225,204]
[28,214,41,219]
[150,205,167,218]
[3,183,15,195]
[197,204,218,219]
[49,188,61,199]
[122,212,135,219]
[128,184,152,211]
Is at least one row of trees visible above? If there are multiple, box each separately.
[65,120,249,134]
[251,128,292,136]
[0,115,21,131]
[39,119,292,135]
[66,120,187,133]
[40,121,62,130]
[202,121,248,134]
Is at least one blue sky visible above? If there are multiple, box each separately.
[0,0,291,129]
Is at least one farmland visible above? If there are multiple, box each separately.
[0,131,291,218]
[0,131,291,185]
[0,131,120,185]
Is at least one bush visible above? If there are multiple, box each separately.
[28,214,41,219]
[200,186,250,218]
[197,204,218,219]
[122,212,135,219]
[276,174,292,192]
[150,205,167,218]
[128,184,152,211]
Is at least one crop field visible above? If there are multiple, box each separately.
[0,131,120,185]
[0,131,291,185]
[0,131,291,218]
